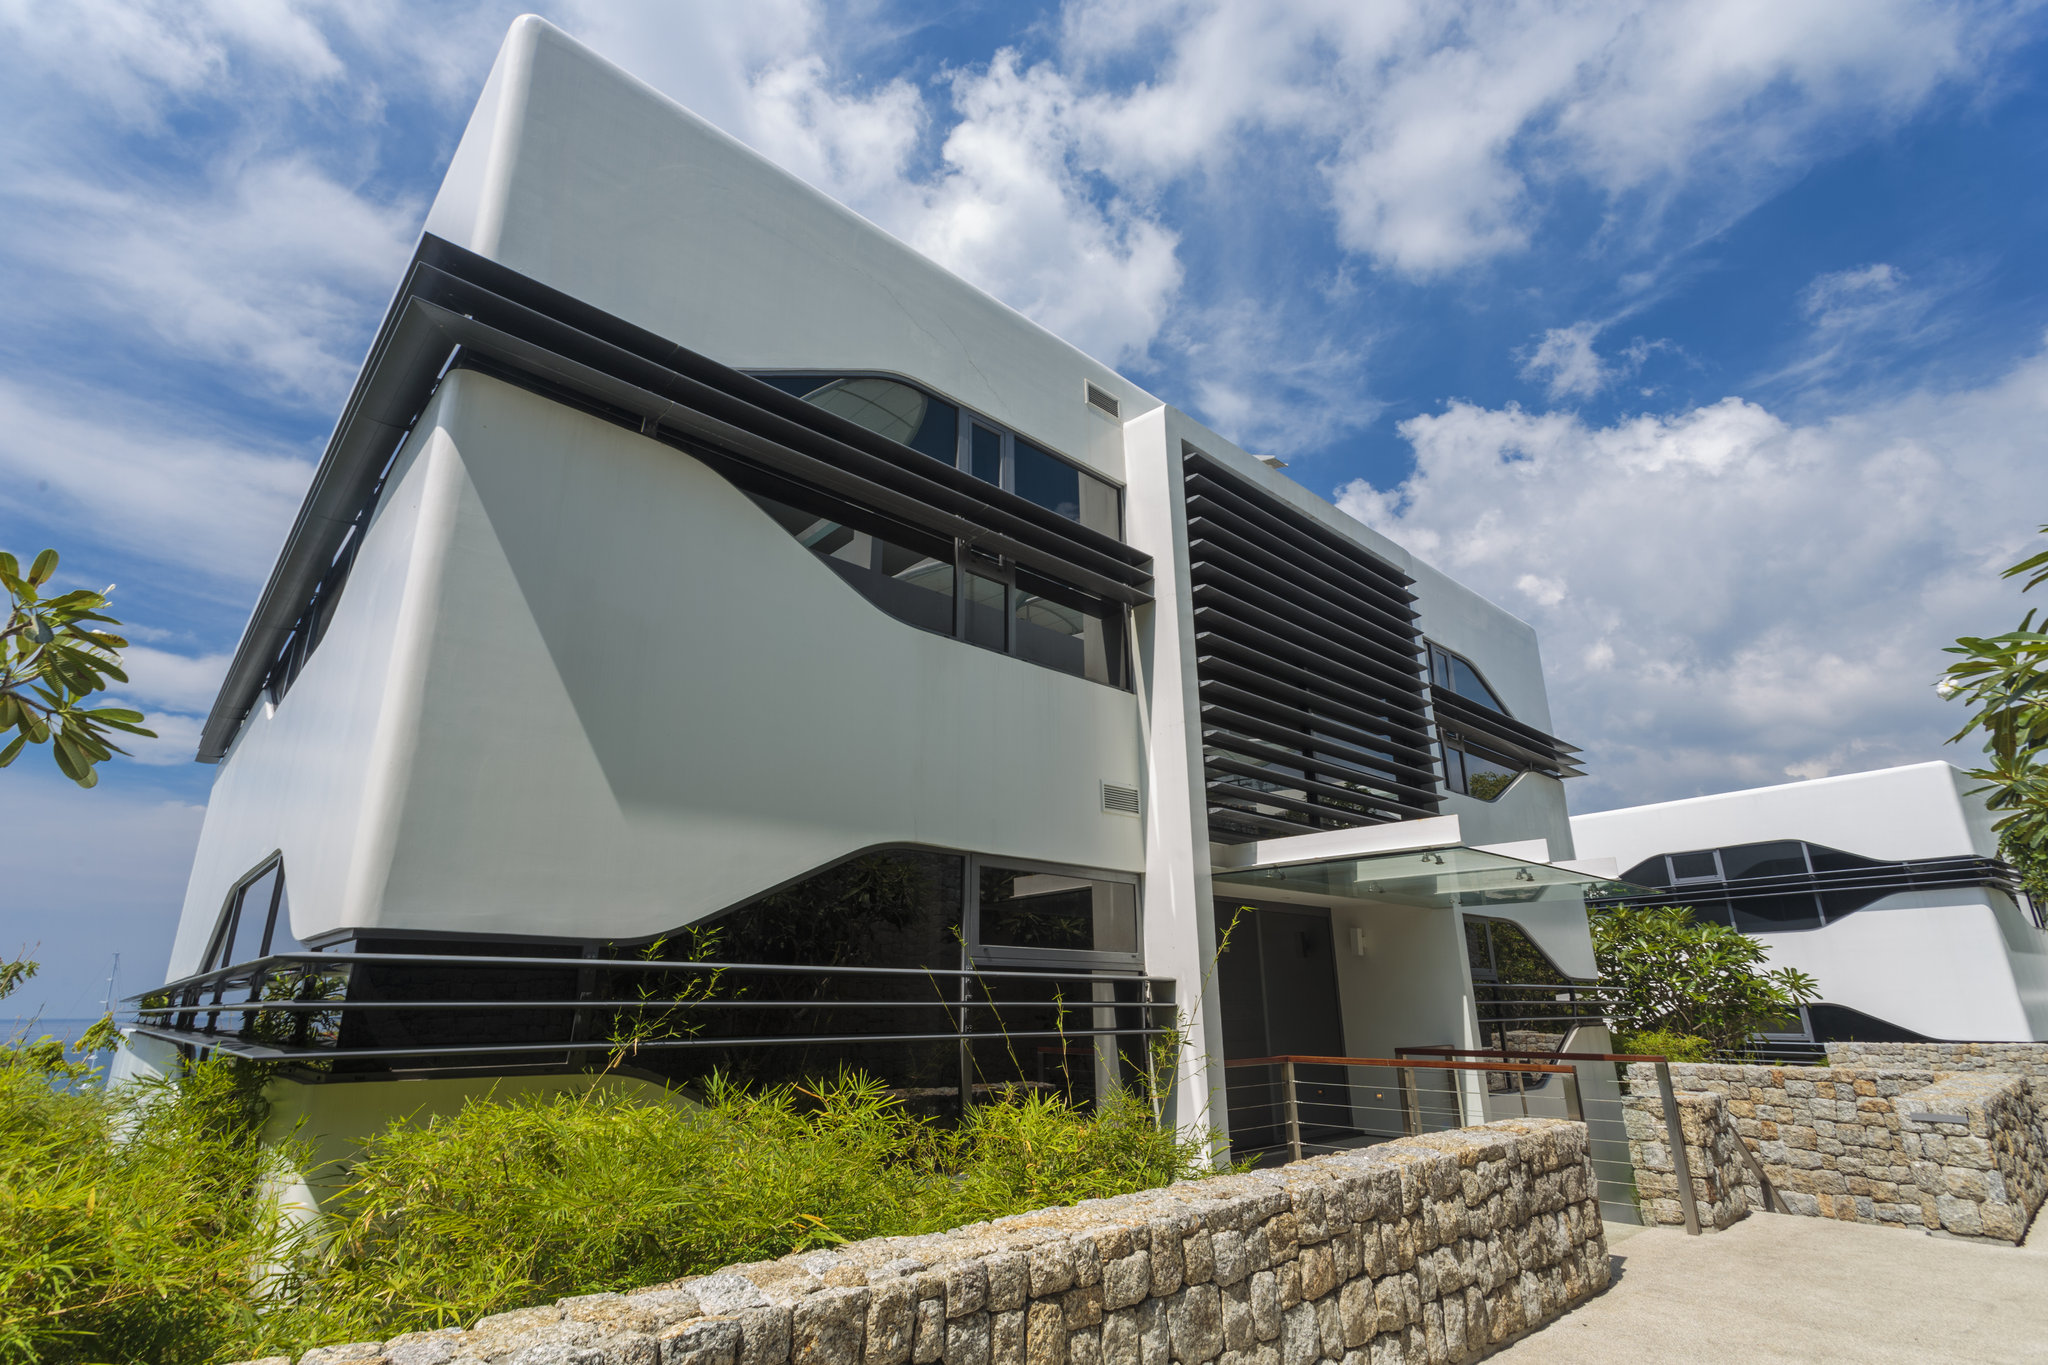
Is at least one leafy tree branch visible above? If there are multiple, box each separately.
[1,548,156,788]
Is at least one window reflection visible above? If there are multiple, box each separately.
[751,371,1123,538]
[744,473,1128,688]
[1014,569,1126,687]
[751,495,958,638]
[970,425,1004,485]
[1014,439,1080,521]
[964,572,1007,650]
[1428,643,1507,713]
[978,865,1139,960]
[1441,738,1521,802]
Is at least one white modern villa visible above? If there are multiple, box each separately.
[127,17,1617,1156]
[1572,762,2048,1046]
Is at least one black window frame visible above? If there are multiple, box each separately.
[965,853,1144,971]
[748,370,1124,540]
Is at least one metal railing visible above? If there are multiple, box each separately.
[1222,1053,1583,1164]
[1401,1045,1784,1235]
[128,950,1176,1108]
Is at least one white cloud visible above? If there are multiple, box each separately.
[1521,322,1611,400]
[0,378,311,586]
[1059,0,2015,276]
[7,158,419,408]
[1168,298,1377,456]
[1336,341,2048,809]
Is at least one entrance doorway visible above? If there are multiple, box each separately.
[1214,900,1351,1157]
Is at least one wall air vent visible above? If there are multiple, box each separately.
[1102,782,1142,815]
[1086,382,1121,419]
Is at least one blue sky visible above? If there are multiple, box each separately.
[4,0,2047,1018]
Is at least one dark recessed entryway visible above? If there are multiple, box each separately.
[1214,900,1353,1160]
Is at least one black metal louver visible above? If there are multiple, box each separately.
[1429,687,1584,780]
[1182,449,1442,843]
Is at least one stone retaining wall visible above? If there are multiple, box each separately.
[1621,1063,2046,1242]
[242,1118,1608,1365]
[1619,1090,1754,1231]
[1829,1042,2048,1128]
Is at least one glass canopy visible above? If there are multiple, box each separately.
[1211,845,1646,912]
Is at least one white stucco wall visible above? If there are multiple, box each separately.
[172,370,1144,968]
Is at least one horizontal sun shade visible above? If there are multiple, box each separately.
[198,235,1155,763]
[1429,687,1584,781]
[1181,448,1441,842]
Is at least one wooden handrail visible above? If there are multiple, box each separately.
[1224,1053,1574,1076]
[1396,1045,1671,1064]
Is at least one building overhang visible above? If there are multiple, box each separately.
[1211,816,1639,913]
[197,234,1156,763]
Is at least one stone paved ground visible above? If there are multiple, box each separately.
[1487,1215,2048,1364]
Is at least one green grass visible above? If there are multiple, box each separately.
[0,1064,1207,1365]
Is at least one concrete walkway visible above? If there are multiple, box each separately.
[1490,1215,2048,1363]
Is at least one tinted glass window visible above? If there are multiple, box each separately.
[1730,892,1824,933]
[1668,851,1721,882]
[801,377,927,443]
[749,493,958,639]
[1720,842,1809,881]
[1080,473,1121,538]
[208,863,299,970]
[1430,645,1506,713]
[1014,569,1124,686]
[1014,438,1082,521]
[1461,750,1520,801]
[964,572,1007,650]
[978,866,1138,957]
[970,425,1003,484]
[1806,843,1887,874]
[1621,857,1672,888]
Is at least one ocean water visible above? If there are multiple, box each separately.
[6,1016,120,1092]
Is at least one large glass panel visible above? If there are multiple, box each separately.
[1667,850,1722,882]
[979,865,1139,958]
[1459,749,1520,801]
[965,572,1007,650]
[1013,568,1124,686]
[801,377,927,443]
[1620,857,1672,888]
[1729,892,1825,933]
[1014,438,1082,521]
[1719,841,1809,881]
[210,864,284,969]
[969,425,1004,484]
[1806,843,1887,874]
[1080,473,1121,538]
[1430,644,1507,712]
[871,540,956,635]
[748,492,958,638]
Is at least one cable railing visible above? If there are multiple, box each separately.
[1399,1045,1785,1235]
[127,950,1177,1109]
[1221,1053,1584,1166]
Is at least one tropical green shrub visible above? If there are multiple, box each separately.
[1942,522,2048,863]
[0,1059,304,1365]
[0,1064,1205,1364]
[1591,904,1817,1057]
[289,1074,1204,1347]
[1610,1029,1714,1063]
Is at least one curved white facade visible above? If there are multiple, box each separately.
[141,17,1603,1148]
[1571,762,2048,1042]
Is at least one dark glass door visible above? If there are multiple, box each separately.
[1214,901,1349,1158]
